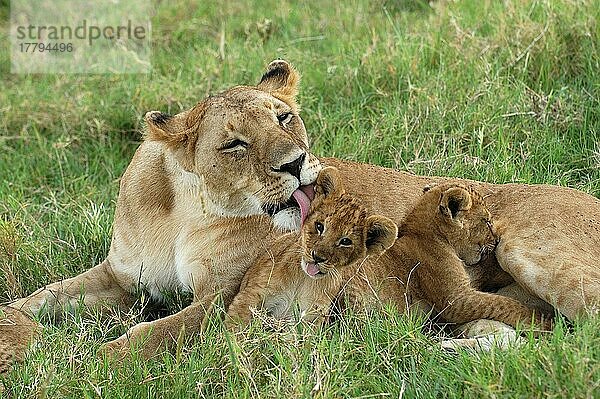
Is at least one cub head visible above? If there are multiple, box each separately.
[144,60,321,228]
[419,183,497,265]
[300,167,398,279]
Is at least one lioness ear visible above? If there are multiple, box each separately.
[257,60,300,101]
[315,167,344,198]
[365,215,398,256]
[145,111,187,145]
[439,186,472,223]
[144,104,206,171]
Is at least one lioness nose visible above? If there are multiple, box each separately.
[312,250,326,264]
[278,153,305,181]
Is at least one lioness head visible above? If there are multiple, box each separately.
[300,167,398,279]
[416,183,498,265]
[144,60,321,229]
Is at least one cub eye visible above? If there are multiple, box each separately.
[220,139,248,152]
[339,237,352,246]
[277,112,292,125]
[315,221,324,235]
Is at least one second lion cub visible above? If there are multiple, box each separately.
[390,182,550,329]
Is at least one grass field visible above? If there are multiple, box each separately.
[1,0,599,397]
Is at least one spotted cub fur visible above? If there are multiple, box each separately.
[0,306,41,373]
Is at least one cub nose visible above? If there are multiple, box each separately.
[311,250,326,264]
[278,153,306,181]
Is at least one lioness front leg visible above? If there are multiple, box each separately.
[100,294,217,360]
[101,264,243,360]
[10,259,134,321]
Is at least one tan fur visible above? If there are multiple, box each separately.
[10,60,321,360]
[378,183,551,330]
[225,234,342,326]
[6,60,600,362]
[228,171,549,332]
[0,306,41,373]
[226,167,398,327]
[322,158,600,320]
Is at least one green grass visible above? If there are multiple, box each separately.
[1,0,599,397]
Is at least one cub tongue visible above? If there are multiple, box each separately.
[292,186,313,227]
[305,262,320,277]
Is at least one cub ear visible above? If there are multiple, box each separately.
[439,186,472,223]
[315,167,344,198]
[422,181,439,193]
[257,60,301,100]
[365,215,398,256]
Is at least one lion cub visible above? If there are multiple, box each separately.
[226,167,398,326]
[373,182,551,330]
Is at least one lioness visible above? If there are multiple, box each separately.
[11,60,322,359]
[7,60,600,361]
[225,167,398,327]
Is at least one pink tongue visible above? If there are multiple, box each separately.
[305,262,320,277]
[292,185,313,226]
[300,184,315,201]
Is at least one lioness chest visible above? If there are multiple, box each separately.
[109,145,278,300]
[174,216,275,292]
[112,209,275,301]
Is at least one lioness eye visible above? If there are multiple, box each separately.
[220,139,248,152]
[315,221,324,235]
[339,237,352,246]
[277,112,292,125]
